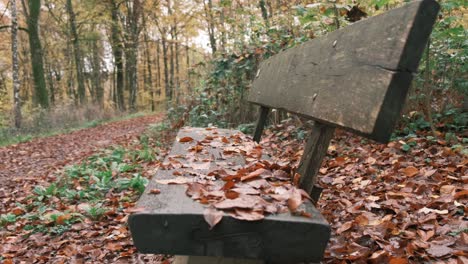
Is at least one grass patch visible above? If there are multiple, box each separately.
[0,135,161,235]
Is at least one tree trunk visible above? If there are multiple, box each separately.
[162,33,171,101]
[423,39,437,137]
[204,0,217,55]
[44,57,55,106]
[66,0,86,105]
[92,39,103,107]
[110,0,125,111]
[126,0,141,111]
[175,25,180,103]
[156,40,162,97]
[259,0,269,27]
[219,5,226,53]
[65,34,76,102]
[185,39,191,92]
[167,0,175,103]
[142,15,154,111]
[25,0,49,108]
[11,0,22,128]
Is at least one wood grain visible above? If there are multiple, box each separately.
[129,128,330,263]
[248,0,439,143]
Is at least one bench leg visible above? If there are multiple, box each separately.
[174,256,265,264]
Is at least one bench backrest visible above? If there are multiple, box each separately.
[248,0,439,143]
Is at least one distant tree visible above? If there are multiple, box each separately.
[11,0,22,128]
[23,0,49,108]
[66,0,86,105]
[125,0,141,111]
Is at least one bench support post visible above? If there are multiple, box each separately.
[298,122,335,204]
[253,106,269,143]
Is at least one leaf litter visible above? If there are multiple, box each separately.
[0,117,466,263]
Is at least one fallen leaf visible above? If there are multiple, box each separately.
[214,195,260,210]
[403,166,419,177]
[225,190,240,199]
[418,207,449,215]
[389,257,408,264]
[355,214,369,226]
[203,207,223,229]
[156,177,193,185]
[336,221,353,234]
[231,187,260,195]
[106,242,123,251]
[369,250,389,264]
[56,214,72,225]
[125,207,147,213]
[11,207,25,216]
[440,185,456,194]
[426,244,454,257]
[231,209,264,221]
[454,190,468,199]
[272,170,290,180]
[240,168,266,181]
[190,162,211,170]
[287,188,303,212]
[149,189,161,194]
[178,137,194,143]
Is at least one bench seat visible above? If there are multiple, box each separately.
[129,127,330,263]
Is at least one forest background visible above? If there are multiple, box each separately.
[0,0,466,144]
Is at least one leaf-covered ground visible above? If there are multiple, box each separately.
[261,123,467,264]
[0,116,466,263]
[0,114,170,263]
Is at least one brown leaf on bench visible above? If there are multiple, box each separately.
[231,186,261,195]
[214,195,264,210]
[155,177,193,185]
[203,207,224,229]
[230,209,265,221]
[272,169,291,181]
[186,183,206,199]
[189,162,211,170]
[246,179,270,189]
[149,189,161,195]
[240,168,266,181]
[178,137,194,143]
[287,188,303,212]
[225,190,240,199]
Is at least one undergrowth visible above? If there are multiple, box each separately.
[0,134,162,235]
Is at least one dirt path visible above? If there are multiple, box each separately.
[0,114,164,184]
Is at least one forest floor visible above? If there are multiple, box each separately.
[0,114,164,183]
[0,116,466,263]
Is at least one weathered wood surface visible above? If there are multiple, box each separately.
[129,127,330,263]
[248,0,439,143]
[298,122,335,201]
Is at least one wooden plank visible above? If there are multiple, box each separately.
[253,106,269,143]
[297,122,335,201]
[248,0,439,143]
[129,127,330,263]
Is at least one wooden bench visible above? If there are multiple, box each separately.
[129,1,439,263]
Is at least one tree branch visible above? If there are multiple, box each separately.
[0,24,29,32]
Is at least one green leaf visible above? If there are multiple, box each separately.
[401,144,411,152]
